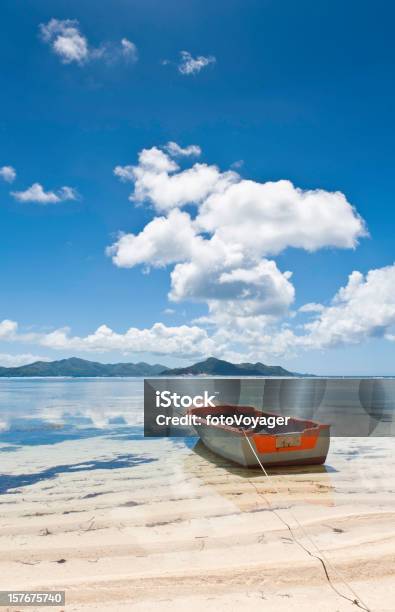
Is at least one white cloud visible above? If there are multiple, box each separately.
[11,183,78,204]
[0,317,214,359]
[165,142,201,157]
[121,38,138,62]
[0,320,18,339]
[114,145,237,211]
[137,146,179,173]
[301,264,395,349]
[0,318,217,360]
[197,179,367,255]
[107,207,294,318]
[233,264,395,358]
[58,186,78,200]
[110,143,367,325]
[1,141,382,364]
[0,166,16,183]
[169,248,295,318]
[2,261,395,363]
[0,354,49,368]
[113,165,135,182]
[39,322,216,358]
[40,19,89,64]
[200,316,301,361]
[298,302,325,313]
[0,317,218,359]
[107,209,198,268]
[113,145,366,249]
[178,51,216,75]
[131,161,236,211]
[40,19,138,66]
[114,147,179,185]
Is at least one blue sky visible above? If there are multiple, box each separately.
[1,0,395,374]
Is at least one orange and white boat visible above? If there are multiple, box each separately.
[188,404,330,468]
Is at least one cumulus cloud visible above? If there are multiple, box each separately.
[11,183,78,204]
[169,247,295,318]
[197,179,367,255]
[178,51,216,75]
[0,142,379,363]
[113,144,366,248]
[234,264,395,357]
[0,315,222,359]
[107,209,199,268]
[131,161,236,211]
[301,264,395,349]
[0,320,18,339]
[120,38,138,62]
[40,19,89,64]
[165,142,201,157]
[107,207,294,318]
[299,302,325,313]
[0,354,49,368]
[2,262,395,362]
[39,322,216,358]
[39,19,138,66]
[110,143,367,324]
[0,317,217,359]
[114,145,237,211]
[0,166,16,183]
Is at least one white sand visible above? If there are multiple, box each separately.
[0,436,394,611]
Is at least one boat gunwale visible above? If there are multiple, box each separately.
[187,404,330,437]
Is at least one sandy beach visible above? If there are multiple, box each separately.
[0,433,394,612]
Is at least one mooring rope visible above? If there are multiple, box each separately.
[242,431,371,612]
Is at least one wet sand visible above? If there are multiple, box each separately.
[0,435,394,611]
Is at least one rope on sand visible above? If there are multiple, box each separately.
[242,431,371,612]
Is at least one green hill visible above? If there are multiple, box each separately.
[161,357,295,376]
[0,356,297,377]
[0,357,168,377]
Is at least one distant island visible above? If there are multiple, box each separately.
[0,357,166,378]
[0,356,296,378]
[163,357,295,377]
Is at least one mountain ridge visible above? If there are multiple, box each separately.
[162,357,295,377]
[0,357,167,378]
[0,356,296,377]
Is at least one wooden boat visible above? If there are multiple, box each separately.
[188,404,330,468]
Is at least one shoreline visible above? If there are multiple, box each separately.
[1,375,395,379]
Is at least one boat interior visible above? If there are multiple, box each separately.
[189,404,326,435]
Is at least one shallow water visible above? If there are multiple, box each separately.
[0,378,151,492]
[0,378,145,441]
[0,378,394,495]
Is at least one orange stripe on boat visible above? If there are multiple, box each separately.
[252,430,320,454]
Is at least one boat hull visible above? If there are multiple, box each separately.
[189,406,330,468]
[194,422,330,467]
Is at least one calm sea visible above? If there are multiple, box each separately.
[0,377,145,445]
[0,378,154,494]
[0,377,393,494]
[1,377,395,442]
